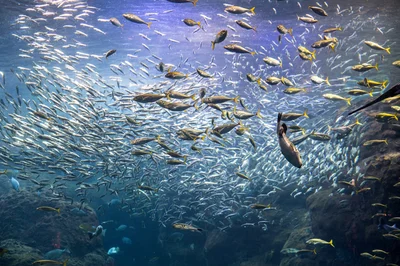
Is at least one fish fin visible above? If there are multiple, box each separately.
[211,41,215,50]
[325,77,331,86]
[303,109,309,118]
[256,78,261,86]
[384,139,388,145]
[250,51,256,56]
[355,118,362,126]
[375,63,379,71]
[192,0,198,6]
[277,112,282,123]
[250,7,255,15]
[386,47,390,54]
[313,249,317,254]
[282,123,288,134]
[382,80,388,89]
[369,91,373,97]
[311,50,316,60]
[288,28,293,36]
[256,109,262,118]
[233,96,240,104]
[329,43,335,52]
[364,77,370,87]
[329,239,335,248]
[63,259,68,266]
[346,98,352,106]
[297,15,300,21]
[147,22,152,29]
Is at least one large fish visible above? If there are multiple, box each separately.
[348,83,400,116]
[277,113,302,168]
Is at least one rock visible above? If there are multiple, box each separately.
[84,252,106,266]
[0,239,42,266]
[0,191,105,260]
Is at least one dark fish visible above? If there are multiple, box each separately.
[308,6,328,16]
[167,0,198,6]
[348,83,400,116]
[105,49,116,59]
[211,30,227,50]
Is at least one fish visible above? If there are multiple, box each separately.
[308,6,328,16]
[32,260,68,266]
[393,60,400,68]
[105,49,116,59]
[362,139,388,146]
[311,75,330,86]
[347,89,373,96]
[37,206,61,214]
[172,223,203,232]
[250,204,272,210]
[107,247,120,255]
[225,6,255,15]
[44,249,70,260]
[358,78,388,89]
[277,25,293,36]
[10,177,20,192]
[360,253,385,261]
[284,87,307,94]
[352,63,378,72]
[197,69,213,78]
[348,83,400,115]
[364,41,390,54]
[133,93,165,103]
[298,46,316,59]
[211,30,227,50]
[123,13,152,28]
[263,57,282,67]
[236,172,252,181]
[323,93,351,105]
[281,110,309,121]
[311,37,338,50]
[277,113,302,168]
[88,225,103,240]
[297,15,318,24]
[109,18,123,27]
[309,132,331,141]
[281,248,316,255]
[202,95,239,104]
[224,44,255,55]
[306,238,334,247]
[167,0,198,6]
[235,20,256,31]
[323,27,342,33]
[183,19,201,27]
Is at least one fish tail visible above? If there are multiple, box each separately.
[394,114,398,121]
[386,47,390,54]
[192,0,198,6]
[355,118,362,126]
[346,98,352,106]
[297,14,300,20]
[301,129,306,135]
[250,7,255,15]
[233,96,240,104]
[191,94,196,101]
[279,60,283,68]
[313,249,317,254]
[325,77,331,86]
[303,109,309,118]
[327,125,331,132]
[311,50,316,60]
[147,22,152,29]
[368,91,373,97]
[384,139,388,145]
[252,27,257,32]
[329,239,335,248]
[250,51,256,56]
[211,41,215,50]
[256,109,262,118]
[166,92,171,100]
[375,63,379,71]
[57,208,61,214]
[382,80,388,89]
[256,78,261,86]
[63,259,68,266]
[338,26,343,31]
[193,103,199,110]
[197,21,201,27]
[288,28,293,36]
[329,43,336,52]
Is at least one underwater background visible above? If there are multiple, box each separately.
[0,0,400,265]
